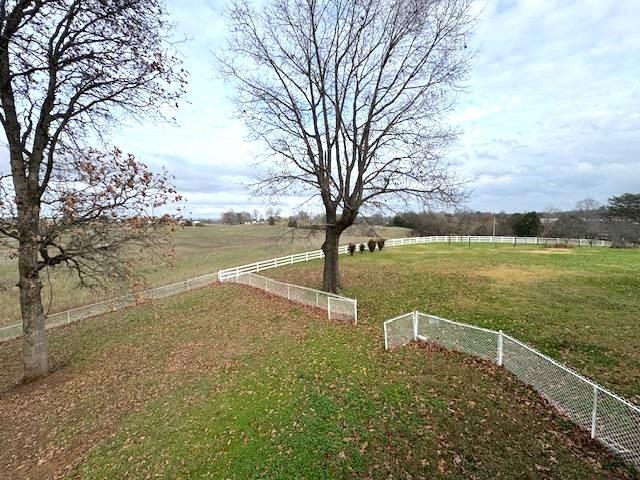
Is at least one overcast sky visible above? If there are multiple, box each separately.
[4,0,637,218]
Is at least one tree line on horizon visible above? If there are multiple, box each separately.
[217,193,640,247]
[388,193,640,245]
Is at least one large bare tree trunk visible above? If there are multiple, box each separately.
[18,206,48,381]
[322,226,341,293]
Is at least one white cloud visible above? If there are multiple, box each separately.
[95,0,640,216]
[449,0,640,211]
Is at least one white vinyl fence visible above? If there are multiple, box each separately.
[224,272,357,324]
[384,235,611,248]
[1,235,611,342]
[384,311,640,471]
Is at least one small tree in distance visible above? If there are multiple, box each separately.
[220,0,474,292]
[511,212,542,237]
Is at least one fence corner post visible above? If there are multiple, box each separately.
[591,385,598,439]
[354,299,358,325]
[412,311,418,339]
[384,321,388,350]
[497,330,503,366]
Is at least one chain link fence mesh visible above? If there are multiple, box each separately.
[328,297,358,324]
[230,272,357,324]
[417,313,499,362]
[383,313,415,350]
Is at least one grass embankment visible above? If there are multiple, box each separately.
[0,224,410,327]
[0,282,634,479]
[268,243,640,399]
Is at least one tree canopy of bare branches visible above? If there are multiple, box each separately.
[220,0,474,292]
[0,0,186,380]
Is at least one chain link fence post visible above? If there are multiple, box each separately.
[591,385,598,439]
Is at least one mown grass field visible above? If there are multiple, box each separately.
[0,283,635,479]
[268,243,640,399]
[0,224,410,327]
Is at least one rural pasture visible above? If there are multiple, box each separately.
[0,286,634,479]
[0,224,410,328]
[0,234,638,478]
[269,243,640,399]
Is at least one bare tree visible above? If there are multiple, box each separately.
[220,0,473,292]
[576,198,600,221]
[0,1,186,380]
[540,205,559,241]
[575,198,601,243]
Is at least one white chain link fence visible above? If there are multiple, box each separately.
[384,311,640,471]
[224,272,357,324]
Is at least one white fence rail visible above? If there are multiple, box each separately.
[384,311,640,471]
[1,235,611,342]
[224,272,357,324]
[385,235,611,248]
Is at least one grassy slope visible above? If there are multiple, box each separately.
[0,283,633,479]
[0,224,410,327]
[268,243,640,399]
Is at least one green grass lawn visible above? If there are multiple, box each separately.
[0,224,410,327]
[0,283,634,479]
[267,243,640,400]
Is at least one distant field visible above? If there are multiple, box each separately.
[0,283,633,479]
[0,224,410,327]
[268,243,640,399]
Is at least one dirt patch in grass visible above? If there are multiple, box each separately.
[529,248,575,254]
[474,265,559,284]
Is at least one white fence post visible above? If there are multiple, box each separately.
[67,311,71,324]
[328,297,332,320]
[384,321,388,350]
[591,385,598,439]
[354,299,358,325]
[412,310,418,339]
[287,284,290,300]
[316,291,319,307]
[497,330,503,366]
